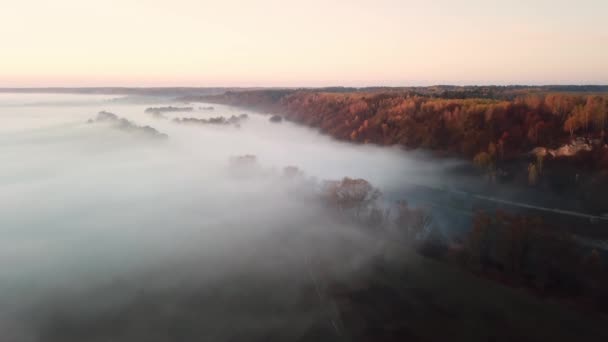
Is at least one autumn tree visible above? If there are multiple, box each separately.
[473,149,497,182]
[587,96,607,132]
[564,111,582,138]
[474,152,491,169]
[322,177,381,217]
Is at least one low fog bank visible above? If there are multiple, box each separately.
[0,93,466,341]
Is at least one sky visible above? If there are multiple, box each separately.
[1,0,607,87]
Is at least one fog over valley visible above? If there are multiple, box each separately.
[1,90,607,341]
[0,93,457,341]
[2,0,607,339]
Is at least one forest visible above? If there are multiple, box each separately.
[195,88,608,213]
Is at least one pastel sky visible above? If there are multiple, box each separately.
[1,0,607,87]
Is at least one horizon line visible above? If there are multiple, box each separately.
[1,84,608,90]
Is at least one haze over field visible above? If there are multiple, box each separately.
[0,93,459,340]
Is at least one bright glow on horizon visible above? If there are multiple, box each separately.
[1,0,607,87]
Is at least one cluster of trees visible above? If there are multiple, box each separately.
[562,96,607,137]
[144,106,194,114]
[88,111,169,139]
[316,175,607,312]
[293,169,607,313]
[445,211,608,312]
[380,202,608,313]
[319,177,438,238]
[321,177,383,224]
[319,177,442,249]
[173,114,247,127]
